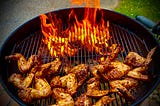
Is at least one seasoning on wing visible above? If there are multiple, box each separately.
[50,73,78,96]
[74,94,92,106]
[8,66,38,89]
[93,96,115,106]
[90,64,108,78]
[5,53,40,73]
[109,78,138,100]
[100,44,122,65]
[86,77,112,98]
[98,61,131,81]
[35,58,62,78]
[124,47,156,67]
[67,64,89,87]
[18,77,52,103]
[51,88,74,106]
[127,66,149,81]
[8,73,34,89]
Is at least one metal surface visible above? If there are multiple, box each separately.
[0,8,160,106]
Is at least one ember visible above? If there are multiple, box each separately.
[40,0,110,57]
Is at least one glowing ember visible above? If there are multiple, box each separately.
[40,0,110,57]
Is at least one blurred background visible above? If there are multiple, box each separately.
[0,0,160,105]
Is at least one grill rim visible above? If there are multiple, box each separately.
[0,7,160,106]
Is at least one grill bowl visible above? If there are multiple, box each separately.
[0,7,160,106]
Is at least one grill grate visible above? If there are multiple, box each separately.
[8,23,150,106]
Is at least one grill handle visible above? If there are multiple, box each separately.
[135,16,160,35]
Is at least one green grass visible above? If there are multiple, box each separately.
[114,0,160,22]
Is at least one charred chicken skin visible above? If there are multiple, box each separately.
[100,44,122,65]
[124,47,156,67]
[18,77,52,103]
[5,53,40,73]
[74,94,92,106]
[67,64,89,87]
[109,78,138,100]
[90,64,108,78]
[51,88,74,106]
[35,58,62,78]
[8,72,34,89]
[99,61,131,81]
[127,66,149,81]
[50,73,78,96]
[93,96,115,106]
[86,77,111,98]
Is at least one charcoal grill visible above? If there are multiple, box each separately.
[0,8,160,106]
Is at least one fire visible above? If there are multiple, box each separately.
[71,0,100,8]
[40,0,110,57]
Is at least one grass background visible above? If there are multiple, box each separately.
[114,0,160,23]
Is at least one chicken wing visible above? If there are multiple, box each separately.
[51,88,74,106]
[35,58,62,78]
[109,78,138,100]
[100,44,122,65]
[74,94,92,106]
[50,73,78,95]
[124,52,146,67]
[8,73,34,89]
[127,66,149,81]
[124,47,156,67]
[5,53,40,73]
[93,96,115,106]
[90,64,108,78]
[67,64,89,87]
[98,61,131,81]
[86,77,111,98]
[18,77,52,103]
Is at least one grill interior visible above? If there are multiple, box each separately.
[1,8,160,106]
[6,23,155,106]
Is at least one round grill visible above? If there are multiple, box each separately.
[0,8,160,106]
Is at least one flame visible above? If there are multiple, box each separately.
[40,0,110,57]
[71,0,100,8]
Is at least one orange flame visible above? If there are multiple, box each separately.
[71,0,100,8]
[40,0,110,57]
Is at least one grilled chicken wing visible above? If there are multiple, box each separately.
[90,64,108,78]
[86,77,111,98]
[93,96,115,106]
[124,47,156,67]
[67,64,89,87]
[99,61,131,81]
[18,77,52,103]
[8,72,34,89]
[127,66,149,81]
[100,44,122,65]
[5,53,39,73]
[124,52,146,67]
[51,88,74,106]
[109,78,138,100]
[35,58,62,78]
[50,73,78,95]
[74,94,92,106]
